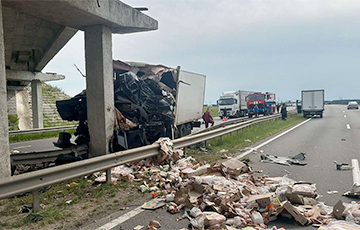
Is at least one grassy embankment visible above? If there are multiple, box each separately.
[9,129,76,143]
[203,106,218,117]
[1,113,304,229]
[9,83,77,143]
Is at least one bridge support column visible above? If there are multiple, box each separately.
[31,80,43,129]
[85,25,114,161]
[0,0,11,178]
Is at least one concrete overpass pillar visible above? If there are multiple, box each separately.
[85,25,114,157]
[0,0,11,178]
[31,79,43,129]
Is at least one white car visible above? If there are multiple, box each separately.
[347,101,359,110]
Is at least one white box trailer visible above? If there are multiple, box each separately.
[301,89,325,118]
[174,70,206,136]
[218,90,254,118]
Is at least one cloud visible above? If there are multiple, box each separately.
[45,0,360,102]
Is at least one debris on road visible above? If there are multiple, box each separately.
[318,220,360,230]
[141,199,166,210]
[91,140,359,229]
[148,220,161,228]
[219,149,229,154]
[334,161,353,170]
[260,153,307,166]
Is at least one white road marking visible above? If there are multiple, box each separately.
[96,117,313,230]
[12,145,32,149]
[347,124,351,130]
[343,111,345,113]
[96,206,144,230]
[344,115,347,118]
[236,118,312,159]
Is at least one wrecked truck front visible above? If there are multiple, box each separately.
[56,60,180,151]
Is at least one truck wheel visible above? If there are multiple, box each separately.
[186,123,192,135]
[179,125,187,138]
[219,116,223,119]
[320,112,323,118]
[303,113,306,118]
[248,114,253,118]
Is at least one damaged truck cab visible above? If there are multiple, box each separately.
[56,60,206,151]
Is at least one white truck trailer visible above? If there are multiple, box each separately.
[174,70,206,137]
[218,90,253,118]
[301,89,325,118]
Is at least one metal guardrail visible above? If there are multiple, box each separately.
[0,112,293,206]
[9,125,75,136]
[11,145,88,165]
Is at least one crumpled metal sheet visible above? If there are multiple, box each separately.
[260,153,307,166]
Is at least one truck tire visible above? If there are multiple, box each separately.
[186,123,192,135]
[179,125,187,138]
[303,113,306,118]
[320,112,323,118]
[248,114,253,118]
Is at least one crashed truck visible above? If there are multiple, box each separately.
[56,60,206,151]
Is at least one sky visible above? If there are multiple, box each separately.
[43,0,360,105]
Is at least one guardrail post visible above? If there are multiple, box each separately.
[220,136,223,143]
[106,168,112,184]
[31,189,40,211]
[236,130,239,137]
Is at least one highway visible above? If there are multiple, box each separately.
[88,104,360,229]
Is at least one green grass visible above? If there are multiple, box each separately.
[0,177,143,228]
[188,113,305,163]
[8,115,19,131]
[203,106,218,117]
[9,129,76,143]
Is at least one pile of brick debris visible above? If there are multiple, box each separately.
[94,139,360,230]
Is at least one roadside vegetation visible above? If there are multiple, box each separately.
[203,106,218,117]
[9,129,76,143]
[0,177,144,229]
[8,115,19,131]
[188,113,305,163]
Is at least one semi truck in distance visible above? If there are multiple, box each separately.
[301,89,324,118]
[56,60,206,151]
[218,90,254,118]
[246,92,276,118]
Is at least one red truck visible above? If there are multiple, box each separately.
[246,92,276,118]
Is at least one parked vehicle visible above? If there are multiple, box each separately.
[246,92,276,118]
[218,90,254,118]
[56,60,206,150]
[347,101,359,110]
[301,89,324,118]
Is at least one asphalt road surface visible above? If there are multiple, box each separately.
[10,137,61,153]
[90,105,360,230]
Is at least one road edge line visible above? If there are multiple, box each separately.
[236,117,312,159]
[95,206,144,230]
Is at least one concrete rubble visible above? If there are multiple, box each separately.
[93,140,360,229]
